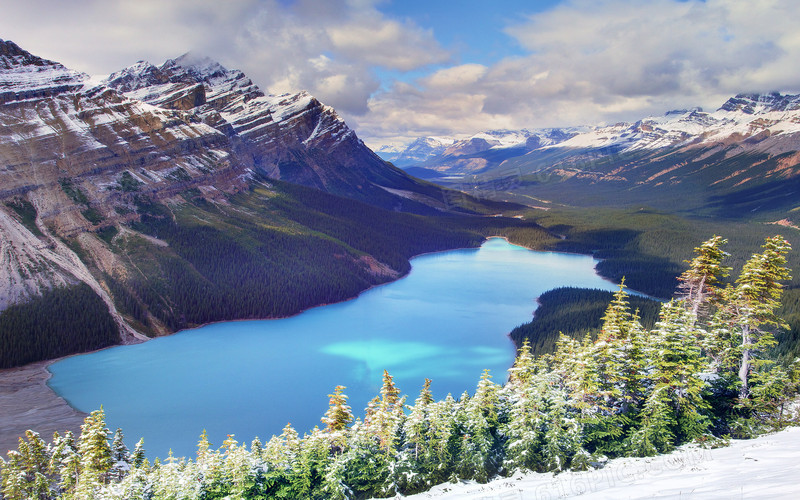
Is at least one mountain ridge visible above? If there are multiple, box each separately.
[385,92,800,217]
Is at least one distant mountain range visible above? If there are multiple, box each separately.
[381,94,800,217]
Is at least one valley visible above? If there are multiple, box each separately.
[1,32,800,499]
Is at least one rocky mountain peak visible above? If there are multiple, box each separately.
[0,38,87,102]
[163,52,229,83]
[105,61,169,93]
[718,92,800,114]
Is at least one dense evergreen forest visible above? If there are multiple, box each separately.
[509,287,662,355]
[112,180,551,333]
[524,206,800,362]
[0,284,118,369]
[1,235,797,499]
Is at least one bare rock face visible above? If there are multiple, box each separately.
[105,53,430,204]
[0,39,87,103]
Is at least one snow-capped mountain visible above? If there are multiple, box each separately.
[389,93,800,217]
[102,52,443,203]
[382,129,582,175]
[378,136,455,166]
[548,93,800,154]
[0,39,87,102]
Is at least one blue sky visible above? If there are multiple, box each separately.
[380,0,559,65]
[2,0,798,147]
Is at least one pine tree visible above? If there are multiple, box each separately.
[404,379,434,462]
[322,385,354,434]
[718,236,792,398]
[130,438,147,470]
[76,407,113,497]
[502,364,548,473]
[591,284,647,415]
[648,300,710,442]
[455,370,500,481]
[1,430,52,500]
[629,386,676,456]
[222,434,255,499]
[507,339,536,388]
[109,428,131,483]
[51,430,80,496]
[678,235,731,318]
[365,370,406,454]
[1,450,28,500]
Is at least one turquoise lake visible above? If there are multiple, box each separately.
[48,238,626,458]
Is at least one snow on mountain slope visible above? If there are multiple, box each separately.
[389,93,800,180]
[378,136,455,166]
[104,53,434,201]
[0,39,87,102]
[549,93,800,153]
[403,426,800,499]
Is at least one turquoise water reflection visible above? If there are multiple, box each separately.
[48,238,625,458]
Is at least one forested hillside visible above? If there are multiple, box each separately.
[0,177,552,368]
[517,206,800,362]
[509,287,662,355]
[2,235,796,499]
[0,39,560,369]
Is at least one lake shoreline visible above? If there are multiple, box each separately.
[0,236,600,456]
[0,359,87,457]
[0,239,489,455]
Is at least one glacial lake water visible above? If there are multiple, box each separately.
[48,238,626,458]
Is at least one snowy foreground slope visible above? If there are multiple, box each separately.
[400,426,800,499]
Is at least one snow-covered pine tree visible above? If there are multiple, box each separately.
[678,235,731,318]
[455,370,500,482]
[50,430,80,496]
[195,430,226,497]
[321,385,354,456]
[1,449,29,500]
[130,438,147,470]
[0,430,52,500]
[221,434,257,499]
[109,428,131,483]
[648,300,710,443]
[76,407,113,497]
[290,426,330,498]
[729,236,791,398]
[629,385,676,456]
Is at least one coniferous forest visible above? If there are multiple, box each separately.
[0,180,551,369]
[2,235,798,499]
[0,284,118,369]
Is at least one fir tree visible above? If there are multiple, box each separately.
[648,300,710,442]
[130,438,146,470]
[1,431,52,500]
[109,428,131,483]
[76,407,113,497]
[322,385,354,434]
[678,235,731,318]
[51,430,80,496]
[719,236,792,398]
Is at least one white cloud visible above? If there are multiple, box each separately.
[3,0,799,148]
[327,13,448,71]
[0,0,445,116]
[423,64,489,90]
[359,0,800,146]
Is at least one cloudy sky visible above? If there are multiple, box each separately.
[2,0,799,148]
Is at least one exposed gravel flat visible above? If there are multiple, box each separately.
[0,361,86,456]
